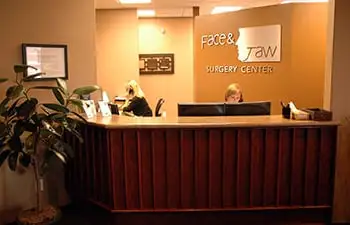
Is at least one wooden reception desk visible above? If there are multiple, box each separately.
[66,115,338,224]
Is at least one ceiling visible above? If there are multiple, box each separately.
[95,0,286,16]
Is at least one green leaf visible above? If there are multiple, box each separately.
[72,85,100,96]
[24,134,34,150]
[0,98,10,115]
[41,120,61,137]
[0,122,6,136]
[68,99,84,111]
[22,121,37,133]
[39,129,53,139]
[66,117,78,129]
[6,97,23,118]
[43,103,69,113]
[23,72,45,81]
[14,121,25,137]
[68,128,83,143]
[52,88,65,105]
[63,120,83,143]
[52,151,66,163]
[49,113,66,120]
[56,79,68,95]
[70,111,87,123]
[41,107,51,115]
[0,150,10,167]
[52,139,74,159]
[19,153,31,167]
[31,113,46,126]
[28,86,55,90]
[8,151,19,171]
[9,136,22,152]
[14,64,37,73]
[0,137,7,150]
[6,85,23,99]
[16,98,38,119]
[6,86,16,98]
[0,78,8,83]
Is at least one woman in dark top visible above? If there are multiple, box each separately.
[122,80,153,117]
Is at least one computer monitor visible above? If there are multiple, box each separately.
[225,101,271,116]
[178,103,225,117]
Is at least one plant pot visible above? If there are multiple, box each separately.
[16,205,61,225]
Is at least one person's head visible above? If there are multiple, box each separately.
[125,80,145,98]
[225,83,243,103]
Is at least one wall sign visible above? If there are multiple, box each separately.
[139,53,174,75]
[201,24,281,74]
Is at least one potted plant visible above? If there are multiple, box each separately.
[0,65,100,225]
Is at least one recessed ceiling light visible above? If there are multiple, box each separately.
[211,6,243,14]
[118,0,151,4]
[281,0,328,4]
[137,9,156,17]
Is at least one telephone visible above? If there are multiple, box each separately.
[128,86,134,95]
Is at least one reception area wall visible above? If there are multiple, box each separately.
[138,18,194,116]
[96,9,140,98]
[0,0,97,223]
[95,10,194,116]
[194,3,328,114]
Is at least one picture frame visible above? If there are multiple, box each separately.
[22,43,68,80]
[82,100,97,118]
[98,101,112,117]
[139,53,174,75]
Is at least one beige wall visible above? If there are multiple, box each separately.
[138,18,194,116]
[324,0,350,222]
[289,4,327,109]
[96,9,140,99]
[194,3,327,114]
[0,0,97,223]
[95,11,194,116]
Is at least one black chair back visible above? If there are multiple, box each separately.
[155,98,165,117]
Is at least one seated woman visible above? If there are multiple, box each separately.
[121,80,153,117]
[224,83,244,103]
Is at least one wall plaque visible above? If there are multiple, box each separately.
[22,43,68,80]
[139,53,174,75]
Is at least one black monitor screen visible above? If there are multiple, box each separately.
[225,101,271,116]
[178,103,225,117]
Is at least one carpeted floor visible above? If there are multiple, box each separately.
[5,204,346,225]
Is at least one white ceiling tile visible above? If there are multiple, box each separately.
[96,0,284,17]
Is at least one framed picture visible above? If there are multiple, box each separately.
[98,101,112,117]
[139,53,174,75]
[82,100,97,118]
[22,43,68,80]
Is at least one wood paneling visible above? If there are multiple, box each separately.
[66,124,337,223]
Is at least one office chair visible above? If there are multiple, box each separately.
[155,98,165,117]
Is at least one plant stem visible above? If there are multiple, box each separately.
[32,131,43,212]
[32,157,42,213]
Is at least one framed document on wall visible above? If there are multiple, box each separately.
[22,43,68,80]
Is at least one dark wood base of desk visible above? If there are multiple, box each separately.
[66,201,331,225]
[65,117,337,224]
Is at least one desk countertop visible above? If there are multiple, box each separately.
[84,115,339,129]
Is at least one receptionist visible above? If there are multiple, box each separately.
[224,83,244,103]
[121,80,153,117]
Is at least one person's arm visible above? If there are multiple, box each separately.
[123,97,141,113]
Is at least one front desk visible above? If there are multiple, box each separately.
[66,115,338,224]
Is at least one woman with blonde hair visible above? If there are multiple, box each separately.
[225,83,244,103]
[122,80,153,116]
